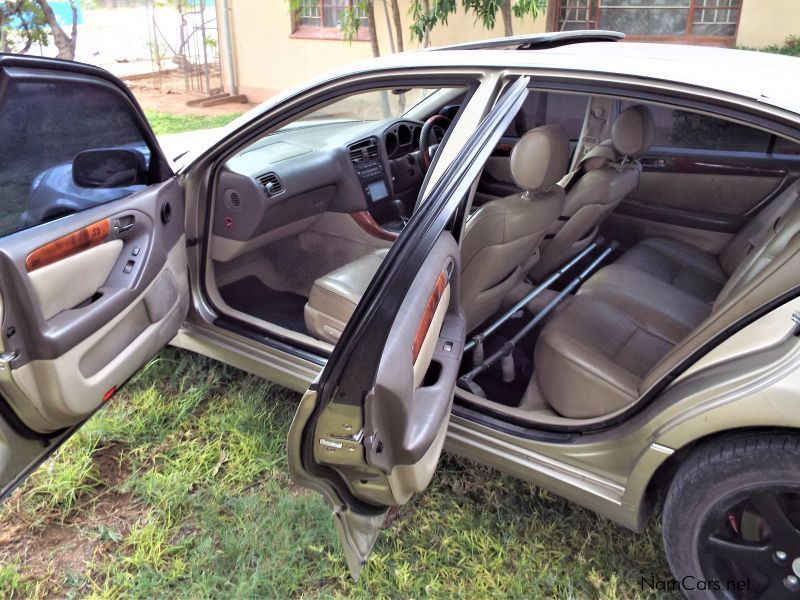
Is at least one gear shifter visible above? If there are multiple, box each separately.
[392,198,409,225]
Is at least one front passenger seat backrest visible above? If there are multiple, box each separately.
[460,124,569,332]
[528,105,654,281]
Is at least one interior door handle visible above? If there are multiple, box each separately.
[641,158,667,170]
[114,215,135,235]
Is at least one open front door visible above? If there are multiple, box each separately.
[287,76,530,578]
[0,56,187,498]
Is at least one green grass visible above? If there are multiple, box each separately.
[0,348,675,599]
[144,111,242,136]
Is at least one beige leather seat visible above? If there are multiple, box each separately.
[304,248,388,343]
[528,105,654,281]
[460,124,569,331]
[304,125,570,342]
[533,180,800,418]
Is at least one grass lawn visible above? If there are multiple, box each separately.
[144,111,243,136]
[0,110,676,599]
[0,349,674,599]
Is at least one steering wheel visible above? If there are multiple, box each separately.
[418,114,451,172]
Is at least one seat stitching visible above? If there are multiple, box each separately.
[609,326,639,361]
[545,342,638,398]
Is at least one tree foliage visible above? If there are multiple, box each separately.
[0,0,77,58]
[0,1,49,53]
[409,0,546,44]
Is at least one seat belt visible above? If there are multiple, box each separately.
[558,140,618,191]
[580,105,608,156]
[570,97,612,171]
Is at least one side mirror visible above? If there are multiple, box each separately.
[72,148,147,188]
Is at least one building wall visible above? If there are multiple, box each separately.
[217,0,546,102]
[736,0,800,48]
[217,0,799,103]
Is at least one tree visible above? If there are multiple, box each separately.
[0,1,48,53]
[389,0,403,52]
[409,0,547,45]
[34,0,77,60]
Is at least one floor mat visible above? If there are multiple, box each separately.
[219,276,309,335]
[460,309,541,407]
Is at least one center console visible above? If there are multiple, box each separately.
[348,137,401,227]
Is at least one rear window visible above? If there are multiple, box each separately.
[774,136,800,155]
[622,102,773,152]
[508,91,589,141]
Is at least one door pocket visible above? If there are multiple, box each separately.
[28,240,123,320]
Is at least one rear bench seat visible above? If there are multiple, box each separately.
[535,181,800,418]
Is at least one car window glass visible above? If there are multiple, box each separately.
[0,78,150,238]
[505,91,588,141]
[773,136,800,155]
[288,87,440,125]
[622,102,772,152]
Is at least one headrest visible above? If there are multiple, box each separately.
[611,105,654,157]
[582,140,618,171]
[510,124,570,192]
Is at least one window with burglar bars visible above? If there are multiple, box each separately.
[296,0,368,29]
[555,0,741,43]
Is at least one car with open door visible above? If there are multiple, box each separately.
[1,33,800,598]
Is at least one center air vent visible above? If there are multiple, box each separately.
[348,138,380,165]
[257,172,284,196]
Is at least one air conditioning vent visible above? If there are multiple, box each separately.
[348,138,380,165]
[257,172,284,196]
[230,191,241,207]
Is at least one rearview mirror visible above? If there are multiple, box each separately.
[72,148,147,188]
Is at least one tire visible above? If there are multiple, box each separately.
[662,434,800,600]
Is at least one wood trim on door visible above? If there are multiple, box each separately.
[25,218,111,272]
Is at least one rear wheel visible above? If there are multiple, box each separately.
[663,434,800,599]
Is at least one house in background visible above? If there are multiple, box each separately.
[215,0,800,103]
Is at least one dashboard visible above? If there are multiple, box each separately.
[211,117,442,260]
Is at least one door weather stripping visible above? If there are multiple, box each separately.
[458,241,619,392]
[464,236,605,355]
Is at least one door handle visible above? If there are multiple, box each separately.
[641,158,667,170]
[113,215,135,235]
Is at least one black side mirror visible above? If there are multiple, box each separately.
[72,148,147,188]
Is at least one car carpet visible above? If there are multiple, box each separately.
[465,309,540,407]
[219,275,310,335]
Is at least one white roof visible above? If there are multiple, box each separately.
[179,40,800,169]
[371,41,800,115]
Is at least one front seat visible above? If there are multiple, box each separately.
[460,124,569,332]
[527,105,654,281]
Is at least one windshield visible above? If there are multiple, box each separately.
[293,88,440,124]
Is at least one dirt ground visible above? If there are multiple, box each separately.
[0,442,145,597]
[124,71,258,116]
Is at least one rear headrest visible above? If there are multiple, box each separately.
[612,105,654,157]
[510,124,570,193]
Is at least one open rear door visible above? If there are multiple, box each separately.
[0,56,187,499]
[287,77,530,578]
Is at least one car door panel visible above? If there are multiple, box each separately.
[288,75,530,578]
[0,56,186,499]
[605,150,800,249]
[289,233,463,570]
[627,149,790,218]
[0,180,187,434]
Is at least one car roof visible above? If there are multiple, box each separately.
[178,37,800,170]
[358,40,800,115]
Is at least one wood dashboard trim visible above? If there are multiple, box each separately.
[350,211,398,242]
